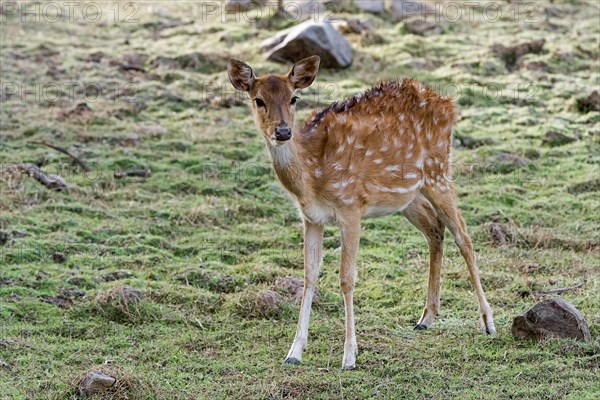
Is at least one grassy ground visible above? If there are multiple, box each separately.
[1,1,599,399]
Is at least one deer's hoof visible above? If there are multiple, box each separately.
[414,324,428,331]
[484,325,497,335]
[341,364,356,371]
[284,357,300,365]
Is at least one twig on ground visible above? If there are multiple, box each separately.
[114,169,151,179]
[18,164,72,191]
[531,279,587,299]
[28,140,91,171]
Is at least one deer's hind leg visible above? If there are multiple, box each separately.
[403,194,445,330]
[422,184,496,334]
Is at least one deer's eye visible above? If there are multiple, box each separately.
[291,96,299,105]
[255,98,265,108]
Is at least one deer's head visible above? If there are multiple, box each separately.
[227,56,320,147]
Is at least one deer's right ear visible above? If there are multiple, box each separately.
[227,59,255,92]
[288,55,321,89]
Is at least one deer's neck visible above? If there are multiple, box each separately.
[268,139,306,199]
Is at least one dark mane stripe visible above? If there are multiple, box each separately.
[301,80,402,134]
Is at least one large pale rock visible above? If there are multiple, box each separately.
[512,297,591,342]
[78,371,116,397]
[354,0,384,13]
[262,20,353,68]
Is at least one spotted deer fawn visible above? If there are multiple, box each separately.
[227,56,495,370]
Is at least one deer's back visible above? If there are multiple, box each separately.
[299,80,456,208]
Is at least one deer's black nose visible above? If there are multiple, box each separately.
[275,126,292,141]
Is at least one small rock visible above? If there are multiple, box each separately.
[492,153,531,174]
[542,131,576,147]
[52,252,66,263]
[98,271,132,282]
[83,51,104,63]
[404,19,442,36]
[360,31,386,46]
[78,371,116,397]
[516,262,539,274]
[492,39,546,71]
[522,60,549,72]
[8,294,21,302]
[263,20,353,68]
[575,91,600,113]
[61,102,93,120]
[0,231,9,245]
[61,288,87,297]
[512,297,591,342]
[567,178,600,195]
[354,0,384,13]
[40,294,73,309]
[121,52,148,68]
[149,52,226,74]
[0,278,17,286]
[489,223,508,246]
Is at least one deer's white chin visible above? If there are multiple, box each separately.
[270,139,290,147]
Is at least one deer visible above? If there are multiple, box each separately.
[227,55,496,370]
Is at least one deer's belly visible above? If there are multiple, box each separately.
[300,202,336,225]
[363,204,409,218]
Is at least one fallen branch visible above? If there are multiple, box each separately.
[114,168,151,179]
[28,140,91,172]
[531,279,587,299]
[18,163,72,191]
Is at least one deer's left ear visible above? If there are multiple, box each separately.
[288,55,321,89]
[227,59,256,92]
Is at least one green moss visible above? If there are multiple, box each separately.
[1,1,598,398]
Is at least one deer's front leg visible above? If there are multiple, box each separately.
[339,216,361,370]
[284,220,323,365]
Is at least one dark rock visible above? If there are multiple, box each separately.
[454,133,493,149]
[61,288,87,297]
[404,19,442,36]
[492,39,546,71]
[52,252,66,263]
[489,223,508,246]
[491,153,532,174]
[575,91,600,113]
[78,371,116,397]
[40,294,74,309]
[567,178,600,195]
[522,60,549,72]
[262,20,353,68]
[0,231,8,246]
[98,271,132,282]
[542,131,576,147]
[83,51,104,63]
[512,297,591,342]
[149,52,226,74]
